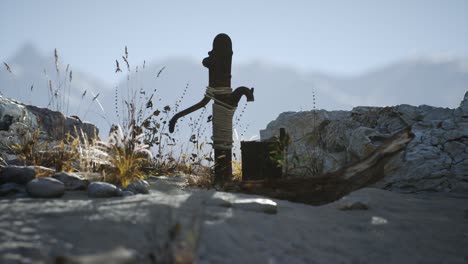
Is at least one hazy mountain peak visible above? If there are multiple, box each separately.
[9,42,45,65]
[404,54,468,67]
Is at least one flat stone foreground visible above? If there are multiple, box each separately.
[0,176,467,263]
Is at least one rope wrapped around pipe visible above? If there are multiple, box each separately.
[204,86,236,150]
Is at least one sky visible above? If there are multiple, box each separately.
[1,0,467,84]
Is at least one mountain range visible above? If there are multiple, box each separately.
[1,44,467,140]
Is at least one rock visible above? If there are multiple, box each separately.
[0,96,38,132]
[0,178,466,264]
[260,91,468,193]
[0,95,99,155]
[0,165,36,184]
[458,122,468,134]
[0,182,26,196]
[441,119,456,130]
[260,110,349,142]
[24,104,66,140]
[452,159,468,181]
[88,182,120,198]
[64,116,100,143]
[347,127,389,159]
[26,177,65,198]
[55,246,139,264]
[443,128,465,142]
[124,179,150,194]
[396,104,423,123]
[14,192,30,198]
[24,104,99,142]
[444,141,466,163]
[337,199,369,210]
[231,198,278,214]
[53,172,89,191]
[454,91,468,121]
[422,107,453,122]
[451,181,468,193]
[120,190,134,197]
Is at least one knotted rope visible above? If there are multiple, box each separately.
[205,86,236,150]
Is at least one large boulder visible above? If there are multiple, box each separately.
[26,177,65,198]
[260,92,468,193]
[0,97,38,133]
[0,95,99,157]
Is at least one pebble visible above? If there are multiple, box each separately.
[371,216,388,225]
[124,179,150,194]
[88,182,120,198]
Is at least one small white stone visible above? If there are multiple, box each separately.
[232,198,278,214]
[371,216,388,225]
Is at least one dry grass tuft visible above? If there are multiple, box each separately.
[3,62,12,74]
[4,125,46,166]
[3,124,89,173]
[96,125,152,187]
[232,160,242,182]
[184,165,213,188]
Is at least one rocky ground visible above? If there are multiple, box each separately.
[0,176,467,264]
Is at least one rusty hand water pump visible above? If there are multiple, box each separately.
[169,33,254,185]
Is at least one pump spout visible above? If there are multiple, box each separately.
[232,86,254,106]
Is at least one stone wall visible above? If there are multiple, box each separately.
[260,92,468,193]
